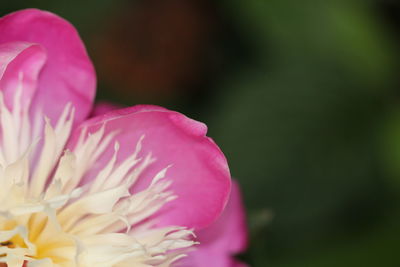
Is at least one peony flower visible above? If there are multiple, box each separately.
[0,8,246,267]
[92,103,249,267]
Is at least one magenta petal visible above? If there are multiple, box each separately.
[0,9,96,124]
[181,181,248,267]
[68,105,231,229]
[0,42,46,109]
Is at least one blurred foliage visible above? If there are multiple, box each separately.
[2,0,400,266]
[208,0,399,265]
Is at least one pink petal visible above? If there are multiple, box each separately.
[68,105,231,229]
[0,42,46,110]
[0,9,96,124]
[180,181,248,267]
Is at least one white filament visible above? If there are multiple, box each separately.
[0,75,195,267]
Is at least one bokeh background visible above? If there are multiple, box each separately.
[2,0,400,266]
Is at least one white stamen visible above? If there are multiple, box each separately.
[0,83,196,266]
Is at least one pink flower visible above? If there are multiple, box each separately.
[93,103,250,267]
[0,8,246,267]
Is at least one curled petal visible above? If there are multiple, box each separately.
[0,42,46,110]
[0,9,96,124]
[181,181,248,267]
[68,105,231,229]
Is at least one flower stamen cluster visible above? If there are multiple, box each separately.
[0,79,195,267]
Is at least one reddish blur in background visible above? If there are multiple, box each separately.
[2,0,400,266]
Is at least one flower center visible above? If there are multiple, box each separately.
[0,88,196,267]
